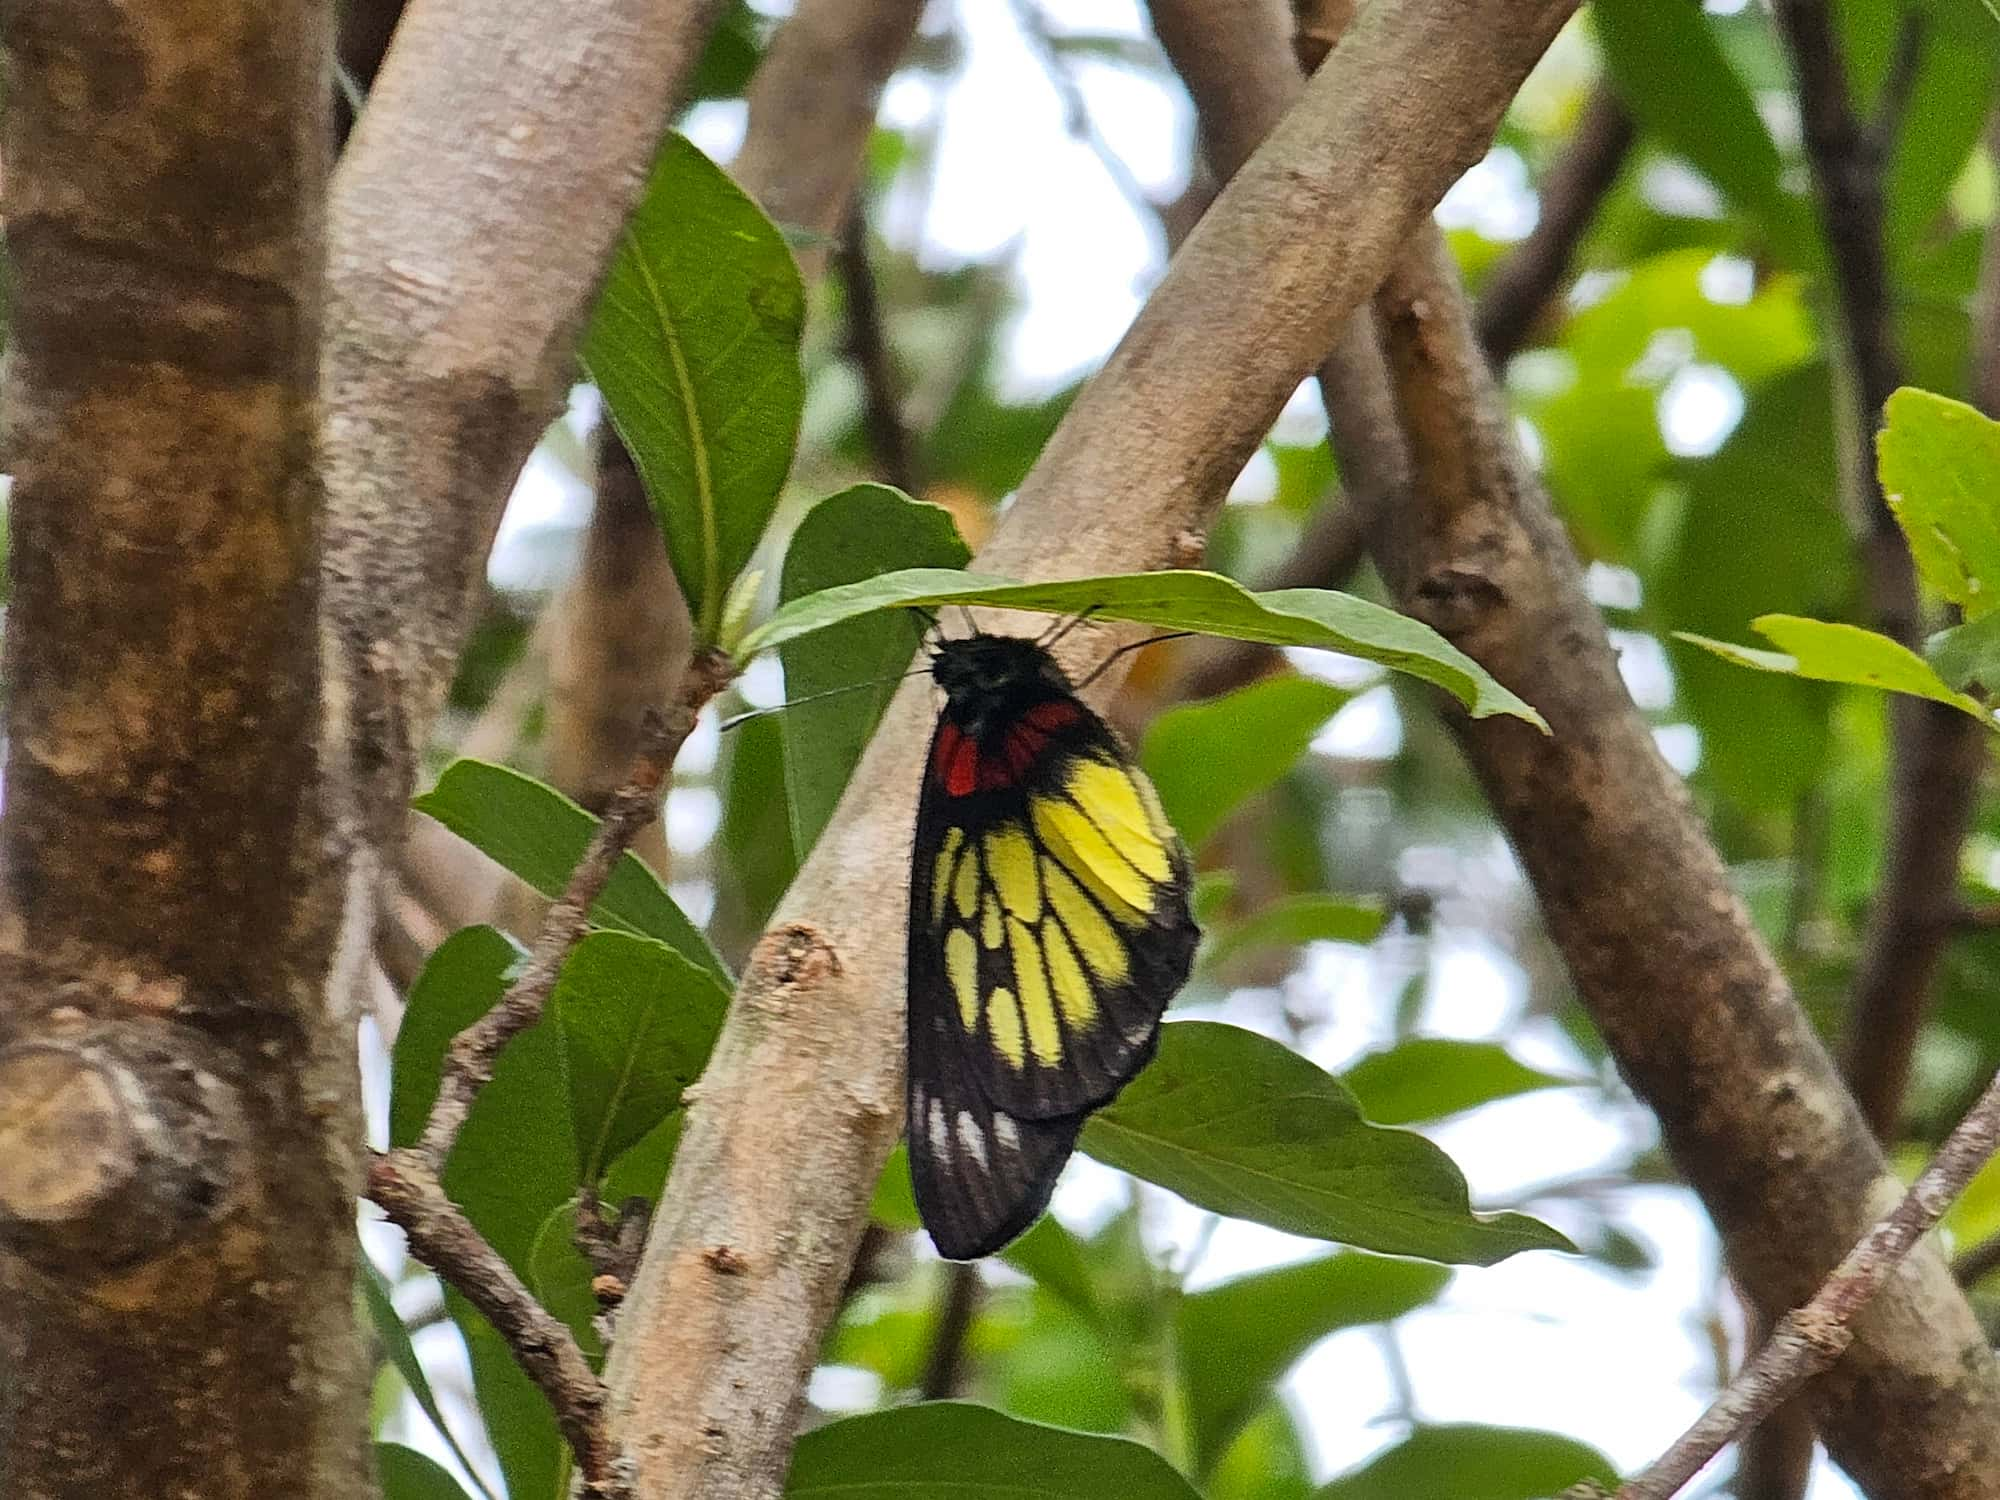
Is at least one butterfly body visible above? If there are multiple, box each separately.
[907,631,1197,1259]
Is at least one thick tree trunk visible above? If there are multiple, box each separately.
[0,4,374,1498]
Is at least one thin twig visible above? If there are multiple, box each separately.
[1475,83,1634,363]
[836,200,921,493]
[368,649,733,1496]
[1614,1065,2000,1500]
[919,1262,982,1399]
[369,1158,630,1497]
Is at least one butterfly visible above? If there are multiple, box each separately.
[906,628,1198,1259]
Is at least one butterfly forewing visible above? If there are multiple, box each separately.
[906,632,1197,1259]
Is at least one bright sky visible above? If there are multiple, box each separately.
[421,2,1876,1495]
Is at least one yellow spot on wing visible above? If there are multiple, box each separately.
[981,893,1004,948]
[946,927,979,1030]
[932,826,963,925]
[1067,761,1172,881]
[1042,922,1097,1029]
[984,824,1041,920]
[1009,917,1058,1046]
[988,986,1025,1068]
[1019,961,1063,1065]
[1043,861,1128,984]
[1033,798,1151,921]
[953,843,981,920]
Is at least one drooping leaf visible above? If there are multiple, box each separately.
[1341,1038,1575,1126]
[376,1443,474,1500]
[1200,895,1386,972]
[1080,1023,1573,1264]
[1002,1215,1098,1322]
[413,759,729,983]
[527,1202,604,1362]
[779,485,970,854]
[1140,675,1351,846]
[361,1265,494,1499]
[448,1290,561,1500]
[583,134,805,640]
[1878,387,2000,618]
[785,1402,1202,1499]
[549,931,730,1181]
[1313,1425,1617,1500]
[740,569,1544,727]
[1206,1402,1316,1500]
[1679,615,1993,722]
[1179,1254,1450,1473]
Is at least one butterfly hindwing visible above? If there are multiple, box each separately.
[906,633,1198,1259]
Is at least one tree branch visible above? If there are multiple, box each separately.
[1156,1,2000,1495]
[602,3,1581,1494]
[370,656,729,1495]
[321,0,728,850]
[1615,1065,2000,1500]
[1474,84,1634,364]
[837,202,923,494]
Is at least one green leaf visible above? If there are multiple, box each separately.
[389,925,526,1149]
[1207,1403,1315,1500]
[1678,615,1993,721]
[1201,895,1386,971]
[1341,1039,1574,1126]
[1313,1425,1617,1500]
[1884,3,1998,259]
[448,1290,560,1500]
[711,709,798,944]
[870,1143,922,1232]
[549,931,730,1182]
[413,760,729,984]
[583,134,805,640]
[779,485,970,854]
[1140,676,1351,846]
[1179,1254,1450,1474]
[740,569,1544,727]
[1930,609,2000,692]
[1002,1216,1098,1321]
[785,1402,1202,1499]
[1080,1023,1572,1264]
[1593,0,1817,265]
[1878,387,2000,618]
[527,1203,603,1362]
[361,1265,495,1500]
[376,1444,473,1500]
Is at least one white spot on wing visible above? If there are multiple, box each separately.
[957,1112,989,1171]
[993,1112,1021,1154]
[929,1097,950,1161]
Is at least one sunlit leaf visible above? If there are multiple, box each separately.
[741,569,1544,726]
[1678,615,1993,721]
[584,134,804,640]
[1080,1023,1573,1264]
[1878,387,2000,618]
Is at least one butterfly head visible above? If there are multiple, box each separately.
[929,632,1072,739]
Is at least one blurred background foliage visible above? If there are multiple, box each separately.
[346,1,2000,1497]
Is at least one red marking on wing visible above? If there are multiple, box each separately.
[932,722,964,783]
[1025,699,1083,733]
[946,734,981,797]
[1002,724,1050,776]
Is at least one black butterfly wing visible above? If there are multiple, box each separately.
[905,687,1197,1259]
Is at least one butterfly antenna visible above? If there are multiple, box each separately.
[717,665,934,732]
[955,603,980,635]
[1074,631,1197,692]
[1038,604,1104,651]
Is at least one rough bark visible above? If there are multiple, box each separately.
[1154,1,2000,1494]
[601,2,1581,1495]
[0,3,371,1498]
